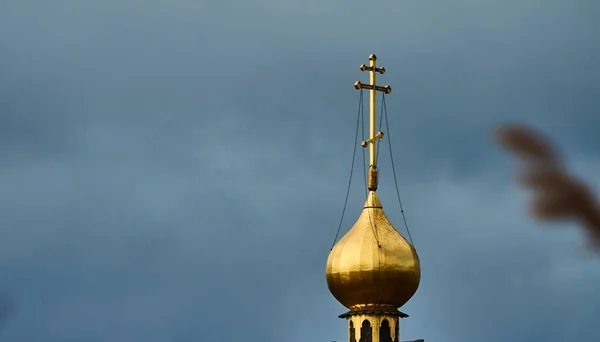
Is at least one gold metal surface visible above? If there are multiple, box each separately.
[353,81,392,94]
[361,131,384,148]
[368,56,377,168]
[367,167,378,191]
[326,191,421,311]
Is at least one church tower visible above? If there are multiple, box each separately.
[326,55,421,342]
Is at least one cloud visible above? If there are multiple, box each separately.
[0,0,599,341]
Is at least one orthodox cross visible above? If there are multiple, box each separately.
[354,54,392,191]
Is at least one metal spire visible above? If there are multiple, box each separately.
[354,54,392,191]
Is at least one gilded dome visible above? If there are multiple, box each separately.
[326,191,421,311]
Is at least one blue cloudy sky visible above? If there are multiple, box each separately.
[1,0,600,341]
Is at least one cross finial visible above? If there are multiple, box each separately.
[354,54,392,191]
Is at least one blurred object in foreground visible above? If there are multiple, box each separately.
[495,124,600,250]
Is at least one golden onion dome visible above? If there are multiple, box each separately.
[326,191,421,311]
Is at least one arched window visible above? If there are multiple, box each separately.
[359,320,372,342]
[394,321,400,342]
[379,319,392,342]
[349,321,357,342]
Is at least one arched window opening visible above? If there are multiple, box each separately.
[379,319,392,342]
[359,320,372,342]
[349,321,357,342]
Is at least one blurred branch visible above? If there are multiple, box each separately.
[495,124,600,251]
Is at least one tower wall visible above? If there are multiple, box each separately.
[347,314,400,342]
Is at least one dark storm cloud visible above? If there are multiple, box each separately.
[0,0,599,341]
